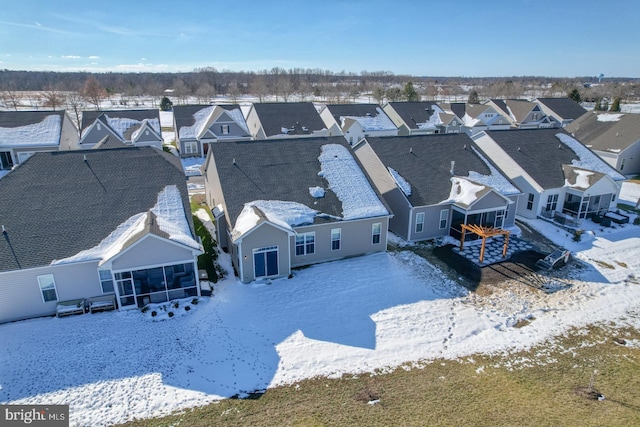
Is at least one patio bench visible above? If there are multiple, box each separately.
[604,211,630,225]
[56,298,86,317]
[89,294,117,313]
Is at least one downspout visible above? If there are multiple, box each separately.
[238,240,244,282]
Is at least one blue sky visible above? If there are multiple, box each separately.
[1,0,638,77]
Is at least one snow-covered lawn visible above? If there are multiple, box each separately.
[1,183,640,427]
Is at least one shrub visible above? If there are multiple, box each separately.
[185,306,191,312]
[173,302,179,309]
[191,298,199,305]
[141,306,149,313]
[634,217,640,226]
[573,229,583,242]
[151,311,157,317]
[168,312,174,318]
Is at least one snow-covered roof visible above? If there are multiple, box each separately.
[596,113,623,122]
[105,116,161,140]
[318,144,389,220]
[555,133,626,181]
[468,148,521,196]
[388,167,411,196]
[442,177,489,207]
[178,106,215,139]
[416,111,443,130]
[564,167,594,190]
[232,200,317,239]
[0,114,61,147]
[340,107,396,131]
[52,186,200,265]
[224,108,250,133]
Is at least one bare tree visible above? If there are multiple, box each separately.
[40,87,67,110]
[65,91,85,135]
[0,90,21,110]
[172,79,190,105]
[250,74,269,102]
[82,76,107,110]
[195,83,215,104]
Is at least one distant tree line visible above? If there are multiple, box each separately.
[1,68,639,115]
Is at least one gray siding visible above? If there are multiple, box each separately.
[79,125,121,148]
[409,205,450,241]
[0,261,103,323]
[110,235,198,272]
[237,223,291,282]
[61,113,79,150]
[469,191,509,212]
[290,217,389,268]
[353,142,411,239]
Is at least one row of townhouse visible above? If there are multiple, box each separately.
[0,122,626,323]
[202,127,625,285]
[173,98,586,156]
[2,98,638,175]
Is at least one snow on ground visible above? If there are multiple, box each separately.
[181,157,204,176]
[159,111,173,128]
[1,185,640,426]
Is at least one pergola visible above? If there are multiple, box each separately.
[459,224,511,263]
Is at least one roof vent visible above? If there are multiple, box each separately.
[518,146,521,151]
[450,160,455,176]
[83,154,87,162]
[558,144,562,149]
[232,158,236,165]
[410,147,413,154]
[463,144,467,150]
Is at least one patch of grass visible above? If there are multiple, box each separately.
[616,203,640,216]
[190,194,208,214]
[594,260,616,269]
[616,261,629,268]
[514,317,535,328]
[117,324,640,427]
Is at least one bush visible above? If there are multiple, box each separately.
[173,302,179,309]
[141,306,149,313]
[151,311,157,317]
[160,96,172,111]
[185,306,191,312]
[573,229,583,242]
[168,312,174,318]
[191,298,199,305]
[634,217,640,226]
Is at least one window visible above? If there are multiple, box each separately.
[295,232,315,256]
[221,125,230,134]
[545,194,558,212]
[439,209,448,229]
[621,158,626,171]
[532,113,539,120]
[98,269,114,294]
[372,223,382,244]
[526,193,534,210]
[331,228,341,251]
[495,209,505,228]
[37,274,58,303]
[415,212,425,233]
[184,141,198,154]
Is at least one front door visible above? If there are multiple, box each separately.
[254,246,278,279]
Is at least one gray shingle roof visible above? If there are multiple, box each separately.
[365,133,495,206]
[0,147,191,272]
[251,102,327,137]
[209,137,369,226]
[0,110,65,128]
[325,103,386,121]
[386,102,440,129]
[484,128,581,189]
[536,98,587,121]
[566,112,640,152]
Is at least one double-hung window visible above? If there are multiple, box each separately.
[221,125,230,135]
[372,223,382,244]
[184,141,198,155]
[526,193,535,210]
[546,194,558,212]
[295,232,315,256]
[439,209,448,229]
[331,228,341,251]
[37,274,58,303]
[415,212,425,233]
